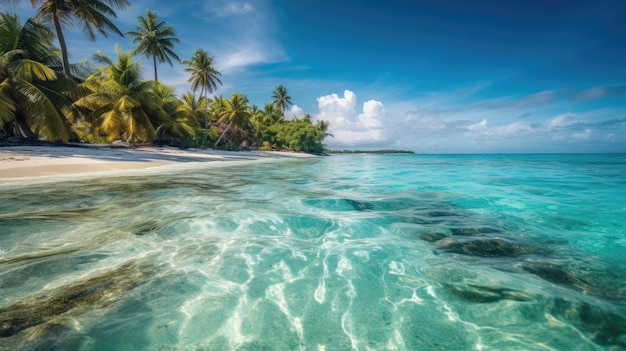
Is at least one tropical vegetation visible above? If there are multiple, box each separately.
[127,9,179,82]
[0,5,332,154]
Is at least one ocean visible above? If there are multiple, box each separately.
[1,154,625,350]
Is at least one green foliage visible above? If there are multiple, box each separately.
[271,84,292,116]
[214,92,252,148]
[181,49,221,145]
[0,12,77,141]
[269,120,325,154]
[127,9,180,81]
[29,0,131,77]
[73,44,170,143]
[0,9,334,152]
[259,141,272,151]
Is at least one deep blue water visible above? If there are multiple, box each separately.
[1,154,625,350]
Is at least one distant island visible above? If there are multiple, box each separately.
[328,150,415,154]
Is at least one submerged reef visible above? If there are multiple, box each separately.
[0,263,144,345]
[435,237,547,257]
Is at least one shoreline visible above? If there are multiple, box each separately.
[0,145,315,184]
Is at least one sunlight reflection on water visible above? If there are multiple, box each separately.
[1,154,625,350]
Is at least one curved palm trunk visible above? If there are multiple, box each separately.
[153,55,158,81]
[52,13,71,79]
[214,120,233,148]
[13,118,37,139]
[202,86,208,147]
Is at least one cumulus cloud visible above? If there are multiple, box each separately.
[288,105,305,119]
[358,100,385,128]
[315,90,390,146]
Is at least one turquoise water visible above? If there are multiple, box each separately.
[1,154,626,350]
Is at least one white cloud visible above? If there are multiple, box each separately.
[405,114,448,131]
[217,44,287,73]
[358,100,385,128]
[205,1,254,17]
[315,90,390,146]
[318,90,357,112]
[182,0,288,75]
[288,105,305,119]
[485,121,534,138]
[548,112,578,129]
[467,119,488,131]
[573,129,593,140]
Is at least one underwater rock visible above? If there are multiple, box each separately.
[0,248,81,272]
[446,284,533,303]
[0,263,144,338]
[521,260,626,305]
[425,211,458,218]
[134,223,159,236]
[344,199,375,211]
[449,227,502,236]
[418,232,448,242]
[550,298,626,348]
[0,208,95,221]
[435,237,546,257]
[521,261,576,286]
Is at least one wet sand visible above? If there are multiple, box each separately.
[0,145,314,184]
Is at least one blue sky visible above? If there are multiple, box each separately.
[7,0,626,152]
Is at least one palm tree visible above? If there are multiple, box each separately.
[0,13,76,141]
[260,101,282,125]
[177,91,207,126]
[151,82,195,142]
[271,84,292,117]
[181,49,221,146]
[74,44,168,142]
[316,119,334,138]
[16,0,131,79]
[127,9,180,82]
[214,92,251,148]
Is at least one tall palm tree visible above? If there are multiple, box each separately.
[271,84,292,117]
[74,44,168,142]
[17,0,131,79]
[214,92,251,148]
[127,9,180,82]
[181,49,221,146]
[261,101,282,125]
[0,12,76,141]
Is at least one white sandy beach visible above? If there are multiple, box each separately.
[0,145,314,184]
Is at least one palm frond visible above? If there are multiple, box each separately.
[13,59,57,81]
[0,81,18,127]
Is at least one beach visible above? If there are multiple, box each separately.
[0,145,314,183]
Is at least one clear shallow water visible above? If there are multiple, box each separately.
[1,154,625,351]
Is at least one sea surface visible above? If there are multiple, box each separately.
[1,154,625,351]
